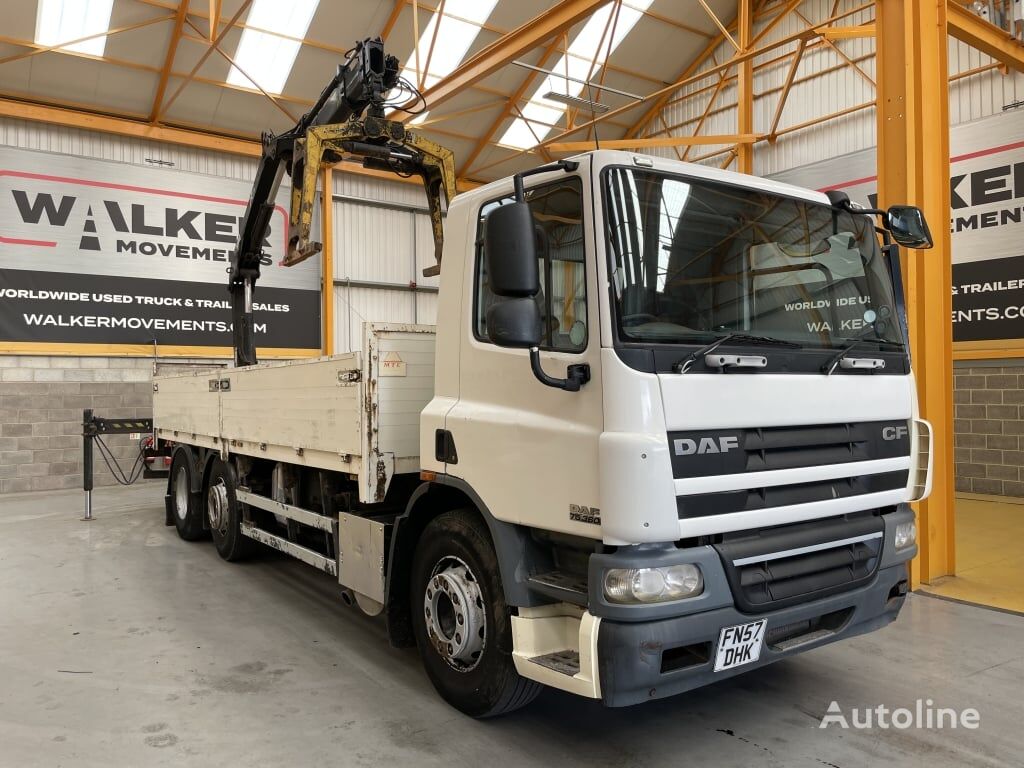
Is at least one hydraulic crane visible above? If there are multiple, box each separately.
[228,38,457,367]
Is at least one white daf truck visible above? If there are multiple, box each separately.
[154,140,935,715]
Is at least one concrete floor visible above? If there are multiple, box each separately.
[1,485,1022,768]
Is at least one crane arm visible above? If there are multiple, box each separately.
[228,38,456,367]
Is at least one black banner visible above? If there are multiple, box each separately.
[0,268,320,349]
[952,254,1024,342]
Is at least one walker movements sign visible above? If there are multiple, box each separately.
[0,147,321,355]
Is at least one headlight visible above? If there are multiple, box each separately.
[603,564,703,604]
[894,520,917,551]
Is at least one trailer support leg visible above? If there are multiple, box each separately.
[82,408,94,522]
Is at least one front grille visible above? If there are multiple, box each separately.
[677,470,908,519]
[668,420,910,479]
[714,514,884,612]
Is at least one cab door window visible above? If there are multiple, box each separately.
[474,177,587,352]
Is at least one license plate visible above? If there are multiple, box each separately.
[714,619,767,672]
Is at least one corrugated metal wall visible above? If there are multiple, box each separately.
[0,116,258,180]
[331,173,441,353]
[643,0,1024,178]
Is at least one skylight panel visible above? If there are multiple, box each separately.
[499,0,654,150]
[227,0,320,95]
[35,0,115,57]
[396,0,498,122]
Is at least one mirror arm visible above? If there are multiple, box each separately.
[511,159,580,202]
[530,348,590,392]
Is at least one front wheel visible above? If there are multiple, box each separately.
[410,509,541,717]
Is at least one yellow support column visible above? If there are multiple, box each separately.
[736,0,754,174]
[876,0,955,584]
[321,166,334,357]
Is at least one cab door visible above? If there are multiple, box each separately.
[445,167,604,538]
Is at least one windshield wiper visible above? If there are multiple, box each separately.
[822,334,902,375]
[673,332,799,374]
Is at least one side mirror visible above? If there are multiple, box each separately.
[886,205,933,249]
[484,202,539,297]
[486,298,541,348]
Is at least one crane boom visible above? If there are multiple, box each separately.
[228,38,456,367]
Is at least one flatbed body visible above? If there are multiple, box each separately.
[153,323,435,504]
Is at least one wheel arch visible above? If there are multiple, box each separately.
[384,476,541,648]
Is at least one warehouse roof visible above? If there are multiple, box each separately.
[1,1,1019,186]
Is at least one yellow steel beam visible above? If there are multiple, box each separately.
[548,134,759,151]
[947,0,1024,73]
[683,73,728,160]
[456,37,562,177]
[621,2,873,142]
[380,0,405,40]
[768,37,805,140]
[736,0,754,174]
[819,23,876,39]
[697,0,740,50]
[157,0,253,121]
[183,18,298,123]
[389,0,612,122]
[321,166,334,357]
[208,0,222,40]
[150,0,188,122]
[876,0,955,585]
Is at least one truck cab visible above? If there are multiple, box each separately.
[413,149,932,708]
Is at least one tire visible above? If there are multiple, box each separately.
[169,450,205,541]
[410,509,542,717]
[205,457,256,562]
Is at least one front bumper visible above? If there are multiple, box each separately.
[591,505,916,707]
[596,560,908,707]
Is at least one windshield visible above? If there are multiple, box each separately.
[603,166,903,349]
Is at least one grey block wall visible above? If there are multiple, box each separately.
[0,356,222,494]
[954,363,1024,497]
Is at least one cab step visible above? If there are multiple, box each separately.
[529,650,580,676]
[527,570,588,605]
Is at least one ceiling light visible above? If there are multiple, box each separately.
[499,0,654,150]
[227,0,320,95]
[542,92,610,114]
[35,0,115,56]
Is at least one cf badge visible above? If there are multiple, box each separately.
[882,425,909,441]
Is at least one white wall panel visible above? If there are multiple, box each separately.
[333,285,416,353]
[329,172,443,354]
[0,117,257,181]
[335,200,417,283]
[333,171,433,207]
[416,292,439,326]
[415,211,442,289]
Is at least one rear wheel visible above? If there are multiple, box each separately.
[206,457,255,562]
[410,509,541,717]
[170,450,205,541]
